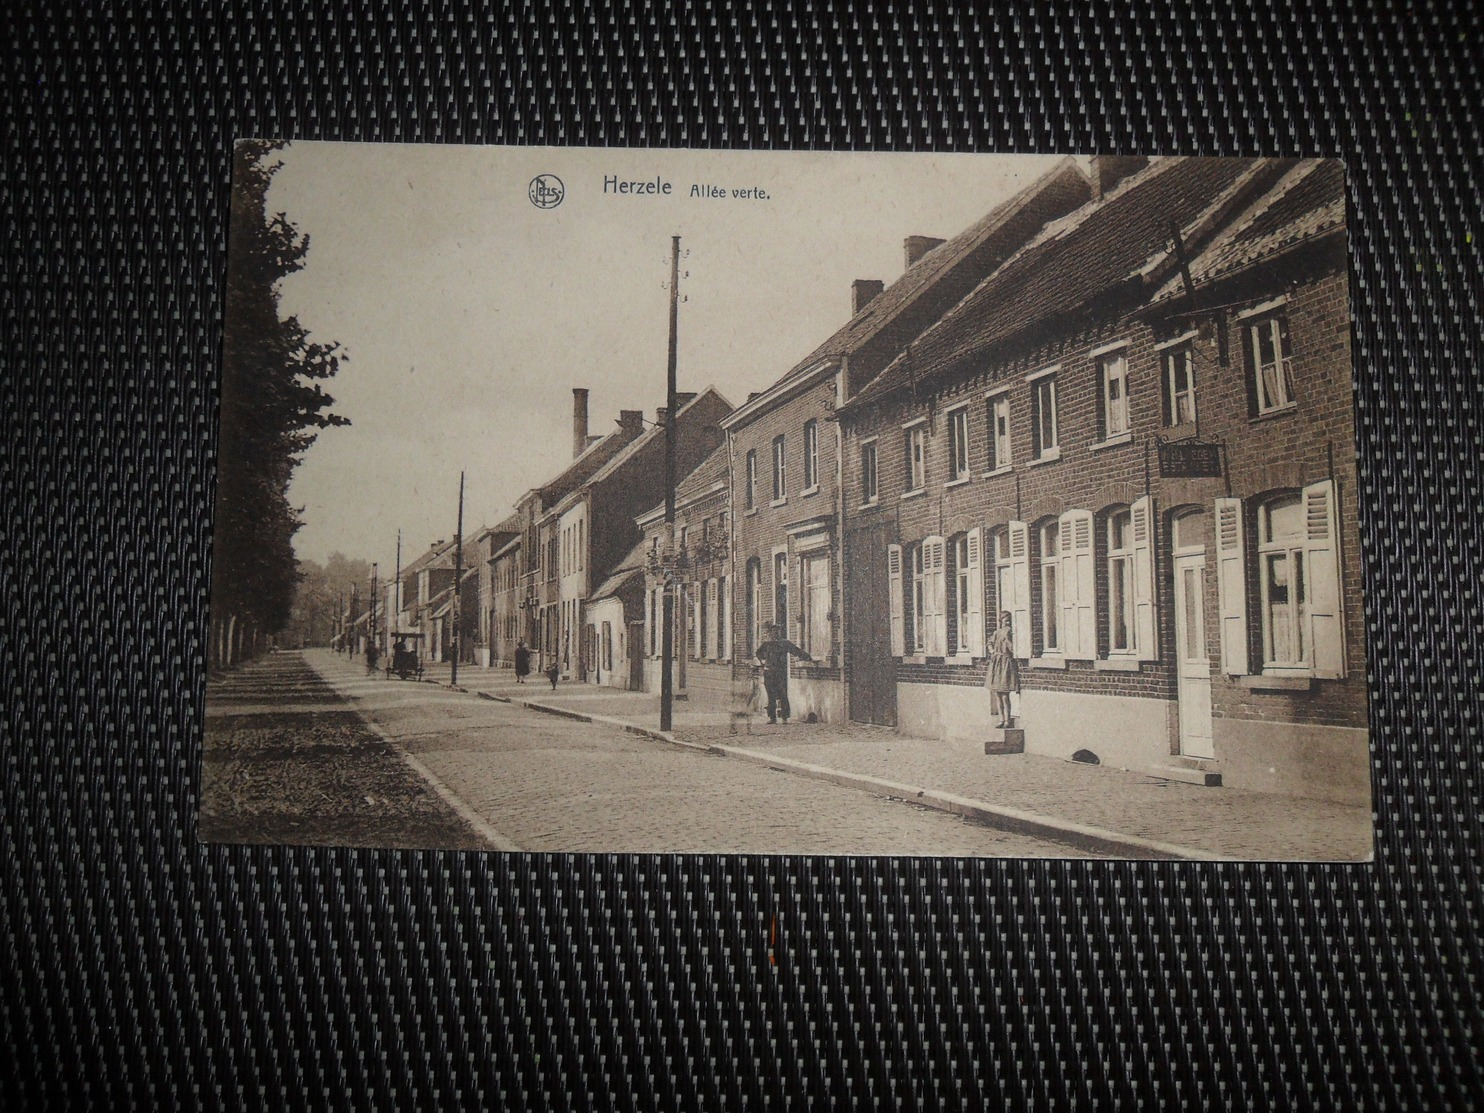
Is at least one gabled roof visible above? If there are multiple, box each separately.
[636,442,729,526]
[847,157,1291,409]
[1150,159,1345,300]
[583,387,731,489]
[529,418,646,509]
[400,539,457,577]
[725,157,1093,428]
[590,536,651,601]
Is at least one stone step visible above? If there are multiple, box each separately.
[1153,762,1223,787]
[982,728,1026,755]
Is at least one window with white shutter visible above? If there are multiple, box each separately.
[1059,510,1096,658]
[963,527,985,657]
[887,544,905,656]
[1214,497,1249,675]
[1008,521,1033,659]
[1131,496,1157,660]
[922,536,948,657]
[1302,480,1345,679]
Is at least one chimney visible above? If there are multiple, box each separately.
[903,236,945,268]
[618,409,644,434]
[1088,155,1150,201]
[572,388,590,459]
[852,279,884,315]
[674,391,697,409]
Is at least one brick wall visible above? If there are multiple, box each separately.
[839,254,1366,735]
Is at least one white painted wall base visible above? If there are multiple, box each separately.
[1213,718,1372,806]
[898,684,1169,772]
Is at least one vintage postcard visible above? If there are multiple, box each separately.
[202,142,1371,859]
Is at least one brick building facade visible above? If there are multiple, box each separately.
[837,157,1367,804]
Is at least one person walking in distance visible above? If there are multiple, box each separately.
[754,623,815,724]
[514,639,531,685]
[985,611,1020,728]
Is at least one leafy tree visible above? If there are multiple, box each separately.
[212,140,349,665]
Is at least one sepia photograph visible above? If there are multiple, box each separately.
[202,142,1371,860]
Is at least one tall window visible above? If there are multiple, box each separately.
[953,535,971,653]
[771,435,787,501]
[801,555,830,658]
[860,440,878,504]
[910,543,926,652]
[1031,375,1059,458]
[1039,520,1060,653]
[745,449,757,510]
[1163,345,1197,426]
[1250,313,1295,413]
[947,406,970,481]
[773,551,788,630]
[988,394,1011,471]
[905,424,927,491]
[993,528,1012,618]
[1259,493,1308,666]
[803,420,819,490]
[1100,351,1130,439]
[1106,508,1136,655]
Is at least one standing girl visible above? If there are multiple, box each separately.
[985,611,1020,728]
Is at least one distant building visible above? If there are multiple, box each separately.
[636,443,731,704]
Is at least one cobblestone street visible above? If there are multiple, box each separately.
[206,651,1087,856]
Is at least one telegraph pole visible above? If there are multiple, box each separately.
[394,529,402,637]
[452,470,465,688]
[369,563,378,656]
[660,235,680,732]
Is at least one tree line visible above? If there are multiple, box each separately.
[211,140,349,668]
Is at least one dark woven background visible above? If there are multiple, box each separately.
[4,1,1480,1108]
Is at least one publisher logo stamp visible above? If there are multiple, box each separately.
[528,174,565,209]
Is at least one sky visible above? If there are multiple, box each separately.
[261,142,1066,571]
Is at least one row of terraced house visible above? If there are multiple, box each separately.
[394,156,1369,805]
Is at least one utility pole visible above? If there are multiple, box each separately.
[370,563,378,655]
[394,529,402,640]
[661,235,680,732]
[452,470,465,688]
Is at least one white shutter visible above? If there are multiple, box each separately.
[1215,497,1249,676]
[1059,511,1095,659]
[923,535,947,657]
[1303,480,1345,679]
[965,527,985,657]
[1008,521,1032,659]
[887,544,905,656]
[1131,496,1158,660]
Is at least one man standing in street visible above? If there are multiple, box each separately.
[754,624,815,724]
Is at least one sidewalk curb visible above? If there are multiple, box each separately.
[498,695,1228,861]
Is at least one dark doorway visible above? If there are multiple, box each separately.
[845,522,897,726]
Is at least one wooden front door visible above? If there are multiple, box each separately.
[845,522,897,726]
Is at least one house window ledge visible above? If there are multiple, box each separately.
[945,653,976,666]
[799,485,821,498]
[1237,673,1314,692]
[1028,656,1066,670]
[744,507,759,517]
[902,654,928,665]
[1251,402,1299,422]
[770,497,788,508]
[1095,657,1142,672]
[1028,449,1062,467]
[982,464,1014,479]
[944,476,973,489]
[857,500,880,511]
[1088,432,1134,452]
[901,488,927,500]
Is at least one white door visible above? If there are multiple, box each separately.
[1173,552,1214,759]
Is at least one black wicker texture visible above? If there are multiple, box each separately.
[3,1,1481,1109]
